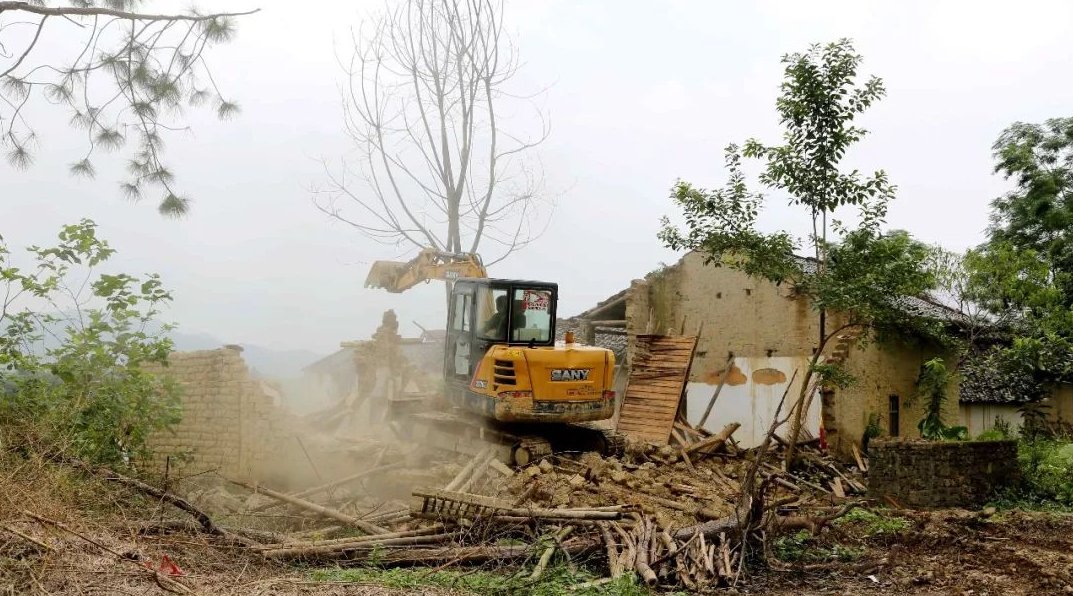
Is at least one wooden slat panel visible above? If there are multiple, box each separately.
[615,334,699,445]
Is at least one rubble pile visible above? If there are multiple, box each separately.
[166,419,869,592]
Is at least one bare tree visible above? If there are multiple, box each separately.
[0,1,258,216]
[314,0,550,265]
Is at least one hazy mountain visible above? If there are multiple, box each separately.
[169,331,324,379]
[15,312,324,380]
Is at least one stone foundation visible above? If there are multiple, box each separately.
[868,439,1019,508]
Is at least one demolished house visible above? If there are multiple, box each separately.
[302,312,445,404]
[564,251,1073,456]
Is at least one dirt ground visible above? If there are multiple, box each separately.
[7,500,1073,595]
[5,439,1073,595]
[746,509,1073,596]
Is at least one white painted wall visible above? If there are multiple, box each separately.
[959,404,1022,437]
[684,356,819,448]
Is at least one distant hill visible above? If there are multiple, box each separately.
[12,314,324,380]
[169,331,324,380]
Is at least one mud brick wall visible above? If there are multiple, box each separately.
[622,252,959,458]
[868,440,1019,508]
[145,347,288,481]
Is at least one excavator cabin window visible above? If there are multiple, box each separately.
[511,288,552,343]
[477,288,510,341]
[474,285,553,344]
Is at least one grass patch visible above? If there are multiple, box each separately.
[309,565,653,595]
[835,507,910,536]
[988,486,1073,513]
[772,530,864,563]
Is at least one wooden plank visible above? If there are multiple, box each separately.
[851,444,868,473]
[620,408,677,417]
[615,334,698,445]
[620,403,677,411]
[625,387,681,395]
[623,397,679,404]
[621,399,679,408]
[619,410,679,419]
[618,423,676,434]
[624,396,678,403]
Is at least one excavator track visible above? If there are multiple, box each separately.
[401,410,626,466]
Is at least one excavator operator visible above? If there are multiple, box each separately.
[481,294,510,339]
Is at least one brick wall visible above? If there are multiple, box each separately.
[868,439,1019,508]
[145,347,290,481]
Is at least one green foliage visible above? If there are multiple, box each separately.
[836,508,910,535]
[821,228,942,337]
[977,417,1014,441]
[916,357,968,440]
[773,530,864,563]
[998,438,1073,507]
[742,39,891,215]
[661,149,800,286]
[989,117,1073,289]
[0,220,180,465]
[862,412,883,452]
[811,362,855,389]
[659,38,945,362]
[308,566,651,596]
[1019,401,1057,440]
[993,416,1014,438]
[976,428,1007,441]
[660,40,953,473]
[966,117,1073,387]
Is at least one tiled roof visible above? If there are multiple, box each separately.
[958,347,1045,404]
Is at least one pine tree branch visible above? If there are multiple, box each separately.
[0,2,260,21]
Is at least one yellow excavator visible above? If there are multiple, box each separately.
[365,249,620,463]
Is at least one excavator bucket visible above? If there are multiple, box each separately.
[365,260,410,292]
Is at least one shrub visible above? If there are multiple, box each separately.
[0,220,180,466]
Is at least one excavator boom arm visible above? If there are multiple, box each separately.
[365,249,487,293]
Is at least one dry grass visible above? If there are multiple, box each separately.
[0,435,457,595]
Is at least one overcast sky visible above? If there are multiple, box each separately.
[3,0,1072,354]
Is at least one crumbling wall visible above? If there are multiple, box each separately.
[624,251,959,458]
[145,347,290,481]
[868,439,1018,508]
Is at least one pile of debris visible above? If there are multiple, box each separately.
[130,412,863,592]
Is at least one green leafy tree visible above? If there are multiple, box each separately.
[915,357,967,440]
[1,220,180,465]
[989,118,1073,296]
[968,118,1073,386]
[660,39,943,466]
[0,2,257,215]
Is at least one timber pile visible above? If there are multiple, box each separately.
[59,422,867,592]
[144,415,865,591]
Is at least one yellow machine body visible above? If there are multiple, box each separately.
[455,342,616,423]
[363,251,617,428]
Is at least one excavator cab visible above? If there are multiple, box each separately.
[445,278,615,424]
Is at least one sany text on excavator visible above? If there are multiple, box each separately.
[364,249,620,464]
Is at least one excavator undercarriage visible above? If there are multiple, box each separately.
[394,410,625,466]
